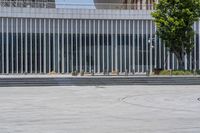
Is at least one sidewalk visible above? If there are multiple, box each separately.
[0,73,199,78]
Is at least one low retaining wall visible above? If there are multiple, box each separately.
[0,76,200,86]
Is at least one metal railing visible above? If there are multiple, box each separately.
[0,1,155,10]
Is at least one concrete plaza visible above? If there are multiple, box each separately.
[0,85,200,133]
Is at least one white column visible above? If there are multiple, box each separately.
[11,18,14,74]
[25,18,28,73]
[120,20,122,73]
[185,54,187,70]
[163,41,166,69]
[115,20,118,72]
[159,37,162,68]
[62,19,64,73]
[190,24,195,70]
[129,20,131,73]
[199,21,200,69]
[137,20,139,72]
[6,18,9,74]
[154,24,157,69]
[93,20,96,73]
[142,0,146,9]
[141,20,144,72]
[30,19,32,74]
[150,20,153,73]
[133,20,135,72]
[89,20,91,72]
[102,20,105,72]
[58,20,60,73]
[75,20,78,72]
[39,19,42,73]
[35,19,37,73]
[44,19,47,73]
[16,19,18,74]
[172,53,175,70]
[71,20,73,72]
[106,20,110,71]
[137,0,140,9]
[110,20,113,72]
[85,20,87,72]
[191,22,197,70]
[66,20,69,73]
[53,19,55,72]
[98,20,100,73]
[167,47,170,70]
[190,52,192,70]
[48,19,51,73]
[194,22,197,70]
[146,20,148,71]
[1,18,4,74]
[124,20,127,72]
[80,20,82,72]
[21,18,23,73]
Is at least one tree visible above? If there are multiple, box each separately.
[151,0,200,70]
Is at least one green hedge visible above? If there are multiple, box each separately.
[196,70,200,75]
[159,70,193,75]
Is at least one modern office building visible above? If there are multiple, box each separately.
[0,0,199,74]
[94,0,156,9]
[0,0,56,8]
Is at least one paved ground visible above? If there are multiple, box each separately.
[0,86,200,133]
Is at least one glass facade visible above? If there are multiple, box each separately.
[0,17,199,74]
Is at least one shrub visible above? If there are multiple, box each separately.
[159,70,192,75]
[196,70,200,75]
[72,71,78,76]
[159,70,171,75]
[172,70,185,75]
[184,71,193,75]
[153,68,163,75]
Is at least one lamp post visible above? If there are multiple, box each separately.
[148,38,155,74]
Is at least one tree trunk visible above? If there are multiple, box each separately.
[178,45,185,70]
[178,57,185,70]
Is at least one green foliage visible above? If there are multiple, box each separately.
[183,70,193,75]
[159,70,171,75]
[159,70,192,75]
[172,70,185,75]
[196,70,200,75]
[151,0,200,69]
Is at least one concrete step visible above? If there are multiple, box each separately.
[0,76,200,86]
